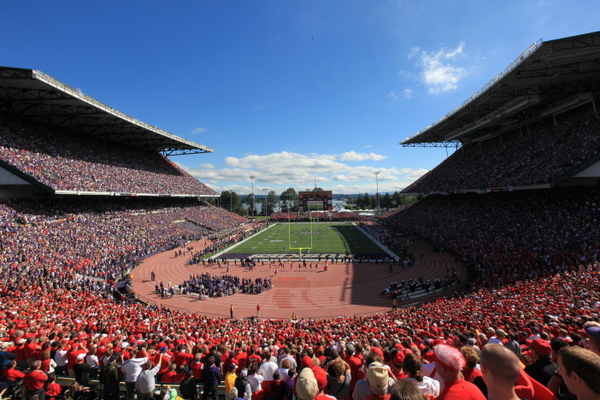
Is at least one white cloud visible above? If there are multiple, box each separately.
[192,127,206,134]
[404,88,412,99]
[339,151,387,161]
[409,43,468,94]
[177,152,424,195]
[387,91,398,100]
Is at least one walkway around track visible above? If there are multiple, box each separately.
[131,236,467,320]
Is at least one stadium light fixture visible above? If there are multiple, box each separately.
[249,175,256,216]
[374,171,380,211]
[263,188,269,216]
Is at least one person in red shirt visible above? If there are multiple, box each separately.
[460,347,483,383]
[173,364,187,383]
[24,360,48,400]
[389,351,408,380]
[344,344,363,392]
[247,348,262,366]
[65,343,87,377]
[232,347,247,373]
[44,373,63,400]
[175,345,194,368]
[431,344,485,400]
[161,363,179,383]
[14,339,28,370]
[191,352,204,381]
[3,360,25,381]
[154,349,172,381]
[23,337,41,367]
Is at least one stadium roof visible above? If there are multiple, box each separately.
[0,66,214,156]
[401,30,600,147]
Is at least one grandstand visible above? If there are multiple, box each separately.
[1,31,600,400]
[0,66,217,198]
[402,30,600,194]
[0,67,255,301]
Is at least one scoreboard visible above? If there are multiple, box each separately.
[298,190,333,211]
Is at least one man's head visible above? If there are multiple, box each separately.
[311,366,327,394]
[390,379,426,400]
[460,346,479,369]
[206,355,215,367]
[496,329,507,341]
[480,344,521,388]
[296,367,318,400]
[557,346,600,397]
[584,322,600,356]
[431,344,465,382]
[366,362,389,396]
[527,339,552,360]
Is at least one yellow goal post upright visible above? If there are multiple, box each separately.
[287,206,320,260]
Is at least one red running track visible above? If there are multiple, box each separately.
[131,237,466,320]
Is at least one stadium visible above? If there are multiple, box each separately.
[1,29,600,399]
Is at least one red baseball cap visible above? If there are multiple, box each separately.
[526,339,551,356]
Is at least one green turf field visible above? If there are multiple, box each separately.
[225,222,384,255]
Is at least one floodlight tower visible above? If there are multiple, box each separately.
[374,171,380,211]
[249,175,256,216]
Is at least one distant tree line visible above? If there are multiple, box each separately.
[205,188,421,216]
[345,192,422,210]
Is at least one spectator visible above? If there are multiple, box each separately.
[389,380,426,400]
[234,369,253,400]
[99,354,121,400]
[557,346,600,400]
[430,344,485,400]
[402,353,439,399]
[136,359,164,400]
[179,369,198,400]
[23,360,48,400]
[201,356,222,400]
[524,339,557,387]
[479,344,520,400]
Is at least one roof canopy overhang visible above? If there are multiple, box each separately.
[0,67,214,156]
[401,30,600,146]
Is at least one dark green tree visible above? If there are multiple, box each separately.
[355,193,364,209]
[363,193,373,209]
[279,188,298,212]
[382,192,392,209]
[266,190,278,215]
[392,191,402,206]
[220,190,242,213]
[244,193,256,216]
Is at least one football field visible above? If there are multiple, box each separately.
[221,222,390,261]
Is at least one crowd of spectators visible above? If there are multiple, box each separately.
[0,114,217,195]
[404,105,600,193]
[0,197,251,283]
[383,271,458,299]
[0,261,598,399]
[2,108,600,398]
[382,186,600,291]
[0,185,598,399]
[175,273,273,298]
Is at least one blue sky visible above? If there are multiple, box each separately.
[2,1,599,195]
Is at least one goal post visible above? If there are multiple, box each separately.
[287,206,322,258]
